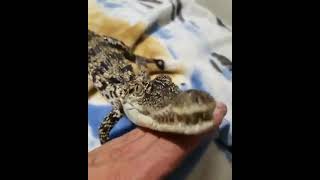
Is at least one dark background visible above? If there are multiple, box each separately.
[0,0,318,179]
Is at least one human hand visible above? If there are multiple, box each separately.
[88,102,227,180]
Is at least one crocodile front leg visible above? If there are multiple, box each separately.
[99,102,124,144]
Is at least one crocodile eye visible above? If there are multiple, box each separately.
[134,84,144,96]
[135,85,142,92]
[195,96,202,104]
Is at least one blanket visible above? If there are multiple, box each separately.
[88,0,232,178]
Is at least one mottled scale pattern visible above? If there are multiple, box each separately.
[147,89,215,125]
[88,30,217,144]
[88,30,134,102]
[153,111,213,125]
[138,75,181,110]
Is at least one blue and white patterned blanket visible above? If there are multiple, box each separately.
[88,0,232,177]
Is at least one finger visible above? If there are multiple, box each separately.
[151,101,227,152]
[108,128,159,161]
[213,102,227,129]
[106,101,227,161]
[89,102,227,168]
[89,128,145,157]
[89,128,155,166]
[132,102,228,178]
[107,128,147,150]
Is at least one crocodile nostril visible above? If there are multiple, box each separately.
[194,95,203,104]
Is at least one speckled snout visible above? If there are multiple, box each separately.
[172,89,216,110]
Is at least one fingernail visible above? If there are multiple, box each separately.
[216,102,227,115]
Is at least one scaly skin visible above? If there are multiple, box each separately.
[88,30,216,144]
